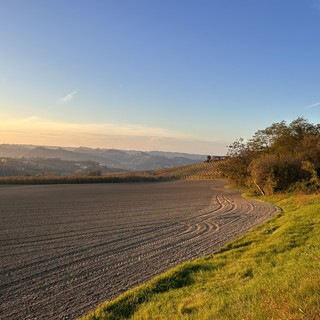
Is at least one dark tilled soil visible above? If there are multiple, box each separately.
[0,180,278,319]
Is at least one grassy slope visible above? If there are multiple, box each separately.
[81,192,320,320]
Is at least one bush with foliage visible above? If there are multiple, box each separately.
[219,117,320,194]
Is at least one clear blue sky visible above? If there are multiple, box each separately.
[1,0,319,154]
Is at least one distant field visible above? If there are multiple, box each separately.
[0,160,222,184]
[0,180,277,319]
[152,161,222,180]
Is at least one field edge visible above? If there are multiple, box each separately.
[80,191,320,320]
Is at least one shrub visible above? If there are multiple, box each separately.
[220,118,320,193]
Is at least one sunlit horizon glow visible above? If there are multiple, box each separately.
[0,1,319,155]
[0,115,228,154]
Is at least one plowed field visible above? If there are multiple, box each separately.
[0,180,278,319]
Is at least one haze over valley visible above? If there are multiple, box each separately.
[0,144,206,175]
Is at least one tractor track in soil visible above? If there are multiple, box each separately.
[0,180,278,319]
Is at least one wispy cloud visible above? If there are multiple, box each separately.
[57,91,77,104]
[305,101,320,109]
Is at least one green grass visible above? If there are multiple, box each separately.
[81,193,320,320]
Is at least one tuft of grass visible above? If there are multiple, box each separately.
[81,193,320,320]
[81,262,217,320]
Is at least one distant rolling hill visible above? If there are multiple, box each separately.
[0,144,208,171]
[0,144,33,157]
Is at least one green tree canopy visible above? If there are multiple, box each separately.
[219,117,320,194]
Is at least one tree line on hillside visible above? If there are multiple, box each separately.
[219,117,320,194]
[0,158,107,177]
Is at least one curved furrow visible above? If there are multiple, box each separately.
[2,218,206,291]
[2,218,221,309]
[0,221,178,276]
[0,180,278,320]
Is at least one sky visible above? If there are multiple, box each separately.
[0,0,319,155]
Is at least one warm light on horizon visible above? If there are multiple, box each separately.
[0,116,228,154]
